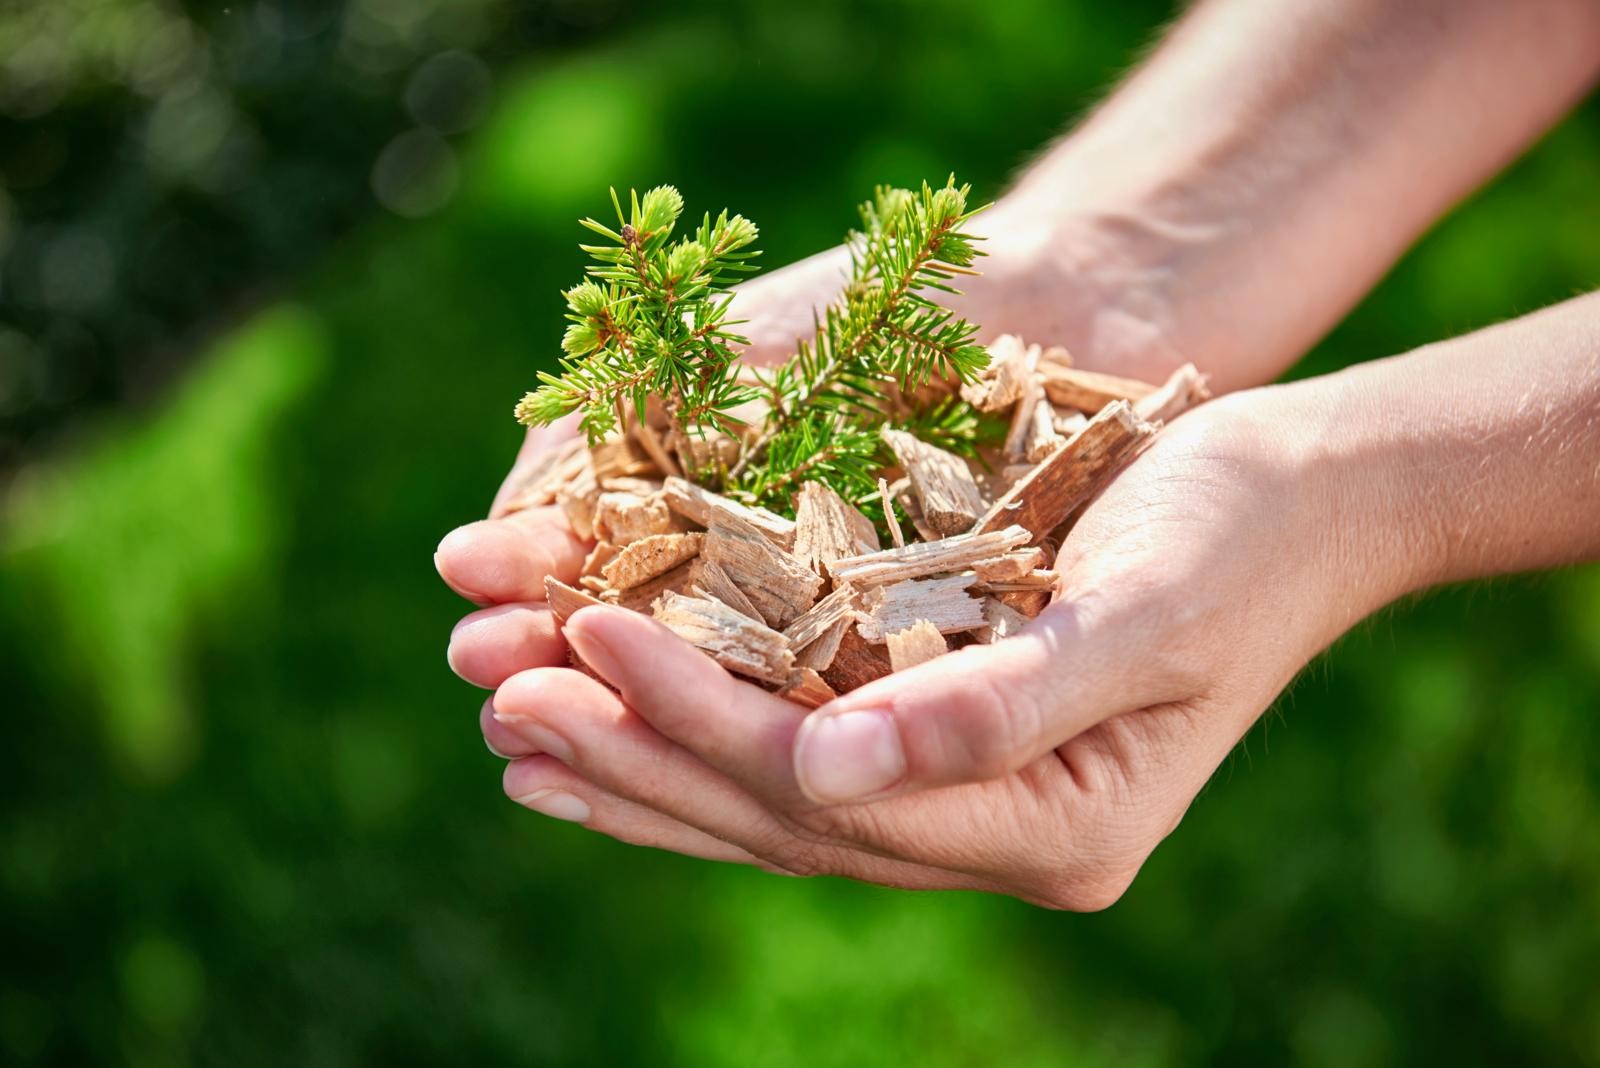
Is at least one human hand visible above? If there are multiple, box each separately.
[481,382,1409,907]
[435,195,1184,685]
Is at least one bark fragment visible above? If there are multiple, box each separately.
[793,481,880,575]
[829,525,1031,587]
[653,592,796,686]
[1039,366,1157,413]
[885,620,949,671]
[857,573,986,642]
[701,515,823,630]
[661,476,797,550]
[601,532,705,590]
[1134,362,1211,424]
[881,429,989,536]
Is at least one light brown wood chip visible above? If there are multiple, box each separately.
[661,476,797,550]
[1039,366,1157,413]
[997,588,1052,618]
[557,461,600,541]
[581,540,619,579]
[632,421,681,478]
[601,532,705,590]
[653,592,796,686]
[857,573,986,642]
[881,428,989,536]
[779,667,838,708]
[1134,362,1211,424]
[877,477,906,548]
[977,569,1060,593]
[591,433,658,482]
[793,481,880,575]
[971,401,1156,542]
[781,583,860,651]
[613,560,697,613]
[701,514,823,630]
[495,436,589,517]
[544,577,606,624]
[960,333,1034,412]
[687,557,763,622]
[970,547,1047,583]
[972,597,1031,643]
[594,490,688,545]
[1003,372,1044,462]
[829,525,1032,587]
[1052,411,1089,437]
[794,615,852,672]
[885,620,948,671]
[1024,396,1065,463]
[821,626,894,693]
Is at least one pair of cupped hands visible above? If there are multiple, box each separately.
[435,206,1393,909]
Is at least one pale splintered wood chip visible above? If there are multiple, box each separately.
[545,577,606,624]
[881,429,989,536]
[661,476,797,550]
[886,619,948,671]
[794,615,851,672]
[633,421,681,478]
[829,525,1031,587]
[653,592,795,686]
[857,574,986,642]
[591,433,658,481]
[557,461,600,541]
[781,582,859,650]
[1024,396,1065,463]
[972,597,1031,643]
[1052,411,1089,437]
[780,667,838,709]
[581,540,619,578]
[702,515,823,630]
[687,557,763,622]
[1039,345,1073,369]
[971,547,1046,583]
[496,435,589,517]
[960,333,1034,412]
[977,569,1060,593]
[877,477,906,548]
[997,588,1052,618]
[1134,362,1211,424]
[1039,365,1157,413]
[594,490,688,545]
[793,481,880,575]
[821,626,893,693]
[1003,371,1043,461]
[971,401,1156,541]
[601,532,705,590]
[613,560,696,613]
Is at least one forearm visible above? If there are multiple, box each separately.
[1294,291,1600,607]
[1002,0,1600,391]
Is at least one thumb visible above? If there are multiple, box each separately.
[791,598,1165,804]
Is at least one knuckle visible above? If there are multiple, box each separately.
[1031,866,1138,912]
[764,838,833,879]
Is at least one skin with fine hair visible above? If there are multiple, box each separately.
[437,0,1600,906]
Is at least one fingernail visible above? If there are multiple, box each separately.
[564,609,624,682]
[485,735,515,760]
[493,712,574,762]
[794,709,906,804]
[513,789,590,823]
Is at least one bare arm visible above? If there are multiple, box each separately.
[979,0,1600,389]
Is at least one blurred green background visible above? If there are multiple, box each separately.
[2,1,1597,1064]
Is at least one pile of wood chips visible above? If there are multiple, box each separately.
[500,335,1209,706]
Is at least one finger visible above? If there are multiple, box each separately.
[434,506,587,605]
[447,602,566,688]
[792,597,1175,804]
[502,754,763,867]
[481,696,537,759]
[561,605,808,806]
[491,666,992,891]
[489,417,581,519]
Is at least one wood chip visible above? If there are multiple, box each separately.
[633,421,681,478]
[970,547,1046,583]
[977,569,1060,592]
[614,560,696,613]
[997,588,1052,618]
[793,481,880,575]
[857,574,986,642]
[971,401,1156,541]
[1052,411,1089,437]
[880,429,989,536]
[593,490,689,545]
[581,540,619,578]
[892,479,940,542]
[496,436,589,516]
[591,434,658,481]
[779,668,838,708]
[781,583,860,650]
[960,334,1034,412]
[794,616,852,672]
[557,461,600,541]
[701,515,822,630]
[653,592,795,686]
[1003,371,1044,461]
[1024,396,1065,463]
[821,626,893,692]
[878,477,905,548]
[972,597,1031,643]
[1039,345,1073,369]
[687,557,763,622]
[1039,366,1157,413]
[1134,362,1211,424]
[544,577,605,624]
[885,620,948,671]
[829,525,1031,587]
[661,476,797,550]
[601,532,705,590]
